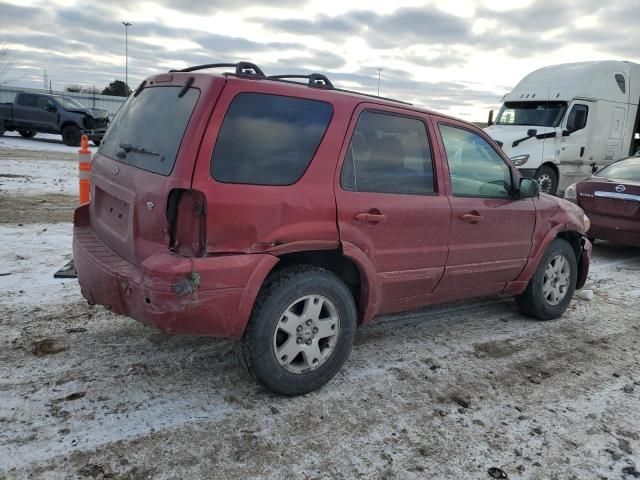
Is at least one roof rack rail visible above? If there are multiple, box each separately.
[169,61,265,78]
[268,73,334,89]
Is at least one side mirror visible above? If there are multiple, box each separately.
[526,128,538,137]
[519,177,539,198]
[487,109,494,126]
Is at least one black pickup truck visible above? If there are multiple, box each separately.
[0,92,110,146]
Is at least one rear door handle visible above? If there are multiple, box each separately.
[355,210,387,224]
[460,212,484,224]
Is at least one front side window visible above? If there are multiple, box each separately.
[565,104,588,132]
[211,93,333,185]
[341,111,434,195]
[496,101,567,127]
[439,124,513,198]
[53,96,86,110]
[36,97,54,110]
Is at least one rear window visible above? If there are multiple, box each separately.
[595,157,640,182]
[98,86,199,176]
[211,93,333,185]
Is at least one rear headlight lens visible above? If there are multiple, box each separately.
[510,154,530,166]
[564,183,577,201]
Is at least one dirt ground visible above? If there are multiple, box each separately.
[1,147,640,479]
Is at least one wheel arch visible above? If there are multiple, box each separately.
[59,120,81,133]
[265,244,379,326]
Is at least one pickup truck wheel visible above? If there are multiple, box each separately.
[62,126,81,147]
[535,165,558,195]
[92,139,101,147]
[18,130,36,138]
[240,265,357,396]
[0,118,5,136]
[516,238,577,320]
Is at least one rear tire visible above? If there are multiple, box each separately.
[535,165,558,196]
[61,125,81,147]
[516,238,577,320]
[240,265,357,396]
[18,129,36,138]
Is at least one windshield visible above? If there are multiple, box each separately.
[53,96,86,109]
[98,86,200,176]
[595,157,640,182]
[496,101,567,127]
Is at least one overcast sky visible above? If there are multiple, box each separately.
[1,0,638,120]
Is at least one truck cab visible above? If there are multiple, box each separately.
[485,61,640,195]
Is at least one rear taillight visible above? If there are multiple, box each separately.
[166,189,206,257]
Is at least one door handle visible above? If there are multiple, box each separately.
[355,209,387,224]
[460,212,484,224]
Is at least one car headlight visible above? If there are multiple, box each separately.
[583,213,591,232]
[564,183,577,201]
[510,154,530,166]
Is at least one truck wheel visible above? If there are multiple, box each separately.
[18,130,36,138]
[92,139,101,147]
[535,165,558,195]
[0,118,5,136]
[240,265,357,396]
[515,238,577,320]
[62,126,81,147]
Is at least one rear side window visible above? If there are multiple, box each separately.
[17,94,37,107]
[211,93,333,185]
[99,86,200,176]
[596,157,640,181]
[341,111,435,195]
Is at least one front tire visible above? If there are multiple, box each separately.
[516,238,577,320]
[240,265,357,396]
[535,165,558,196]
[18,129,36,138]
[61,125,81,147]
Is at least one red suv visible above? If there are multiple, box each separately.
[73,62,592,395]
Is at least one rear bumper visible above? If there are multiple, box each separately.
[72,205,278,338]
[588,213,640,247]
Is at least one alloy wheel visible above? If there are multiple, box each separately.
[272,294,340,374]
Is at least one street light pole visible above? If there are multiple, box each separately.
[377,68,382,96]
[122,22,132,92]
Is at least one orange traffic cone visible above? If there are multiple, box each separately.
[78,135,91,205]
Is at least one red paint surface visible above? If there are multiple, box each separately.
[73,72,591,338]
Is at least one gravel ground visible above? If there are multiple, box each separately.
[1,147,639,480]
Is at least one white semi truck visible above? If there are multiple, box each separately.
[485,61,640,195]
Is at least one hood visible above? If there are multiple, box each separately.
[66,107,109,119]
[484,124,556,163]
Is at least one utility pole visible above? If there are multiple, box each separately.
[43,69,48,90]
[377,68,383,96]
[122,21,132,92]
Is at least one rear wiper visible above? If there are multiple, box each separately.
[118,143,160,156]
